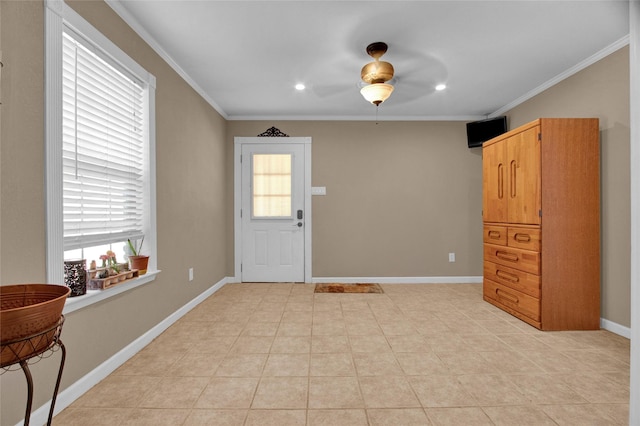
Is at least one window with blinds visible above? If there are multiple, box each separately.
[62,31,145,251]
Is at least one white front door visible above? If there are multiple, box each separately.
[239,141,307,282]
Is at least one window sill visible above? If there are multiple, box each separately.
[63,270,161,315]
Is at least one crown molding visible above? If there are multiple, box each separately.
[226,114,486,122]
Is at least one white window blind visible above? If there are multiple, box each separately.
[62,31,145,250]
[252,154,292,218]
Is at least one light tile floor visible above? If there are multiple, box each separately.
[55,283,630,425]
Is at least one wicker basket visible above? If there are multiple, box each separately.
[1,284,70,367]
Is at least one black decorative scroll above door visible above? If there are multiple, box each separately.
[257,127,289,137]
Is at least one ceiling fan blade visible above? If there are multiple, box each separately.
[311,83,349,98]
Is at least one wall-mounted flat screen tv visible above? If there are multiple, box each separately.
[466,116,507,148]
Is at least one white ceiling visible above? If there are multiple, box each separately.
[107,1,630,121]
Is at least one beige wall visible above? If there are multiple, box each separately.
[0,1,228,424]
[0,0,47,282]
[505,46,631,327]
[226,121,484,278]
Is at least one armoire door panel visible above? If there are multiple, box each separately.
[507,127,541,225]
[482,141,507,223]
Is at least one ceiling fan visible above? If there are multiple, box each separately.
[360,42,395,106]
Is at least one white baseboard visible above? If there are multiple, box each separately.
[600,317,631,339]
[312,276,483,284]
[22,277,230,426]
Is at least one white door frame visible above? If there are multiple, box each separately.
[234,136,312,283]
[629,0,639,421]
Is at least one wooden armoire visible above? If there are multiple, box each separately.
[482,118,600,330]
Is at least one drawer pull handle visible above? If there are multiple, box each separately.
[496,251,519,262]
[496,288,519,304]
[496,269,519,283]
[488,230,502,239]
[514,233,531,243]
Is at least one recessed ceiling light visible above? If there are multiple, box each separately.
[435,84,446,91]
[295,83,306,91]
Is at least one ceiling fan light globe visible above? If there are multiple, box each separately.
[360,83,394,105]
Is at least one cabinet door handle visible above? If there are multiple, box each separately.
[510,160,516,198]
[488,230,502,240]
[497,163,504,199]
[496,251,519,262]
[496,269,520,283]
[514,233,531,243]
[496,288,519,304]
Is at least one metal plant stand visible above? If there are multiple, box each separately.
[1,316,66,426]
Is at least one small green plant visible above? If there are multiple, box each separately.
[127,237,144,256]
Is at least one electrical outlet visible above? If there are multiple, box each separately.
[448,253,455,262]
[188,267,194,281]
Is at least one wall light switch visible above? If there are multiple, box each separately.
[311,186,327,196]
[448,253,455,262]
[188,267,194,281]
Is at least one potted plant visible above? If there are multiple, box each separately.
[98,250,123,277]
[126,238,149,275]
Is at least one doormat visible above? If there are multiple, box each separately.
[314,283,384,294]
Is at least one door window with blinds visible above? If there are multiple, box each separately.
[252,154,292,218]
[61,29,145,262]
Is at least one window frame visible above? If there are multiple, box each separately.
[45,0,158,313]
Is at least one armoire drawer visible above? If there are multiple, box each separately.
[484,279,540,322]
[508,227,541,251]
[483,261,540,298]
[483,244,540,275]
[483,225,507,246]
